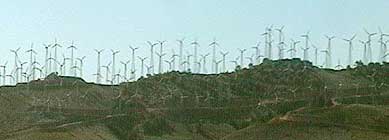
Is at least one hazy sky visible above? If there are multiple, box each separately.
[0,0,388,82]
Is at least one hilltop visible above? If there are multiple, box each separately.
[1,58,389,140]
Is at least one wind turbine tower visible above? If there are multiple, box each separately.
[342,34,356,66]
[43,44,51,77]
[52,38,62,72]
[265,26,274,59]
[111,50,120,84]
[311,44,319,65]
[238,49,247,67]
[94,49,104,84]
[120,60,130,80]
[288,39,300,58]
[301,31,310,61]
[275,26,285,44]
[10,48,20,83]
[129,45,138,77]
[364,29,377,63]
[0,62,7,85]
[325,35,335,67]
[191,39,199,72]
[156,52,166,74]
[138,56,147,77]
[378,27,389,62]
[147,41,158,74]
[158,40,166,57]
[67,41,77,76]
[26,43,37,77]
[220,51,229,72]
[76,56,86,78]
[252,42,261,64]
[200,53,209,73]
[176,38,185,71]
[360,40,369,64]
[209,38,219,73]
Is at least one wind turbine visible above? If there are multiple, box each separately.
[51,38,62,72]
[54,59,63,76]
[94,49,104,83]
[70,63,80,77]
[360,40,370,64]
[0,62,7,85]
[300,43,310,61]
[311,44,319,65]
[138,56,147,76]
[246,54,254,65]
[92,73,103,84]
[43,44,51,77]
[48,50,54,74]
[113,69,123,83]
[238,48,247,67]
[10,47,20,83]
[6,74,15,85]
[301,31,310,61]
[381,41,389,61]
[364,28,377,63]
[335,59,343,70]
[15,67,22,83]
[31,56,40,80]
[38,66,44,78]
[120,60,130,80]
[277,41,286,60]
[61,54,71,76]
[214,60,222,74]
[220,51,229,72]
[129,45,138,75]
[200,53,210,73]
[288,39,300,58]
[378,27,389,62]
[191,39,200,72]
[342,34,357,66]
[185,53,193,72]
[76,56,86,78]
[67,41,77,76]
[176,38,185,71]
[275,26,285,43]
[195,61,201,73]
[158,40,166,56]
[102,62,112,84]
[265,25,274,59]
[170,52,179,71]
[209,38,219,73]
[261,31,269,59]
[19,61,28,82]
[145,65,153,76]
[21,72,30,83]
[230,60,239,69]
[156,52,166,74]
[325,35,336,67]
[252,41,261,64]
[321,49,330,68]
[26,43,37,78]
[147,41,158,74]
[165,59,174,71]
[48,56,57,75]
[180,60,188,72]
[111,50,120,84]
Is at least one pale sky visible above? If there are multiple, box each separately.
[0,0,388,83]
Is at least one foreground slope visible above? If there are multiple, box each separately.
[2,59,389,139]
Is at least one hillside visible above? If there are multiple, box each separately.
[1,59,389,140]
